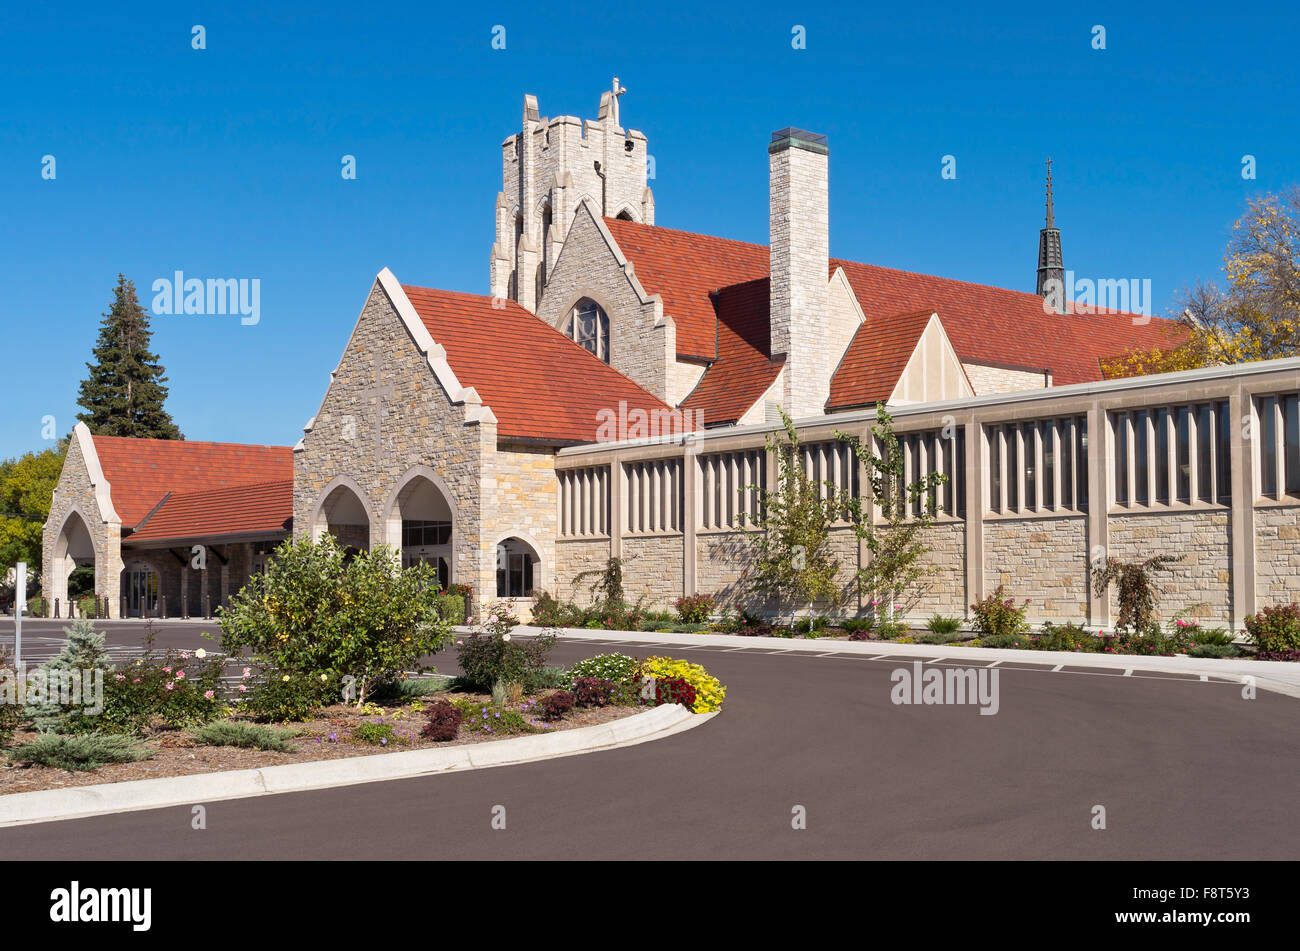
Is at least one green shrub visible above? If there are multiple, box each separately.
[373,676,450,701]
[874,620,909,639]
[526,666,570,691]
[454,700,540,736]
[240,670,338,722]
[566,652,640,687]
[350,721,404,746]
[1189,643,1244,659]
[239,672,335,723]
[925,614,963,635]
[9,733,150,770]
[26,595,45,617]
[975,633,1036,650]
[918,631,962,644]
[76,595,100,619]
[1031,621,1095,652]
[530,591,579,627]
[840,618,874,634]
[0,648,21,747]
[435,591,467,625]
[456,611,557,692]
[219,534,454,705]
[970,586,1030,638]
[1184,625,1234,647]
[1242,602,1300,653]
[673,594,716,623]
[190,721,295,752]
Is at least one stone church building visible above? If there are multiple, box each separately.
[43,81,1300,625]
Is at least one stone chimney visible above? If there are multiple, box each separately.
[769,128,830,418]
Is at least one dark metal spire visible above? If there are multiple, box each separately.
[1045,158,1055,228]
[1036,158,1064,301]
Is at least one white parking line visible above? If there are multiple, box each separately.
[1123,669,1134,677]
[1051,664,1065,672]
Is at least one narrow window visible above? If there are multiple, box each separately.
[1285,394,1300,496]
[1217,400,1232,504]
[1134,410,1149,506]
[1176,406,1191,503]
[1261,396,1278,498]
[1114,414,1129,506]
[1197,403,1213,503]
[1155,408,1170,504]
[989,426,1002,514]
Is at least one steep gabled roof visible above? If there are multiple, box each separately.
[600,217,1185,409]
[831,259,1183,386]
[89,435,292,529]
[401,285,682,444]
[680,278,783,427]
[827,309,937,411]
[128,480,293,544]
[604,217,768,360]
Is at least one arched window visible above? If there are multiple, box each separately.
[564,299,610,363]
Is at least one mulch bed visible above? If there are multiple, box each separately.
[0,695,641,796]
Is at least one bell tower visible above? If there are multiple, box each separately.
[490,78,655,312]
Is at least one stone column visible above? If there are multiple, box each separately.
[1229,383,1256,627]
[1086,402,1111,628]
[963,414,984,615]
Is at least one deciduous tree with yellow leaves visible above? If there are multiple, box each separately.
[1103,187,1300,378]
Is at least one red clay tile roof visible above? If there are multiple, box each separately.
[90,436,293,529]
[604,217,768,360]
[601,218,1186,406]
[680,278,783,426]
[401,285,684,444]
[827,309,937,411]
[127,480,293,544]
[831,259,1186,387]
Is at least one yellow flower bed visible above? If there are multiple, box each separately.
[638,656,726,713]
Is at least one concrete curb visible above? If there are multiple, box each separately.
[0,704,713,828]
[528,626,1300,700]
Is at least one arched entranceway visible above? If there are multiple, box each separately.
[496,537,541,599]
[313,480,372,556]
[385,470,455,590]
[51,509,96,616]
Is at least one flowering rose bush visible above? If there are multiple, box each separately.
[219,535,453,705]
[96,647,226,734]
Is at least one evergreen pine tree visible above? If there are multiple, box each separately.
[23,619,112,733]
[75,274,183,439]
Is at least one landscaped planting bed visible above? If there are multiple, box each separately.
[0,691,642,796]
[0,536,726,796]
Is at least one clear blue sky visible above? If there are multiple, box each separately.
[2,0,1297,460]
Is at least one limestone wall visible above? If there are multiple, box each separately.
[1108,511,1232,622]
[984,516,1089,621]
[292,280,493,608]
[1255,505,1300,607]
